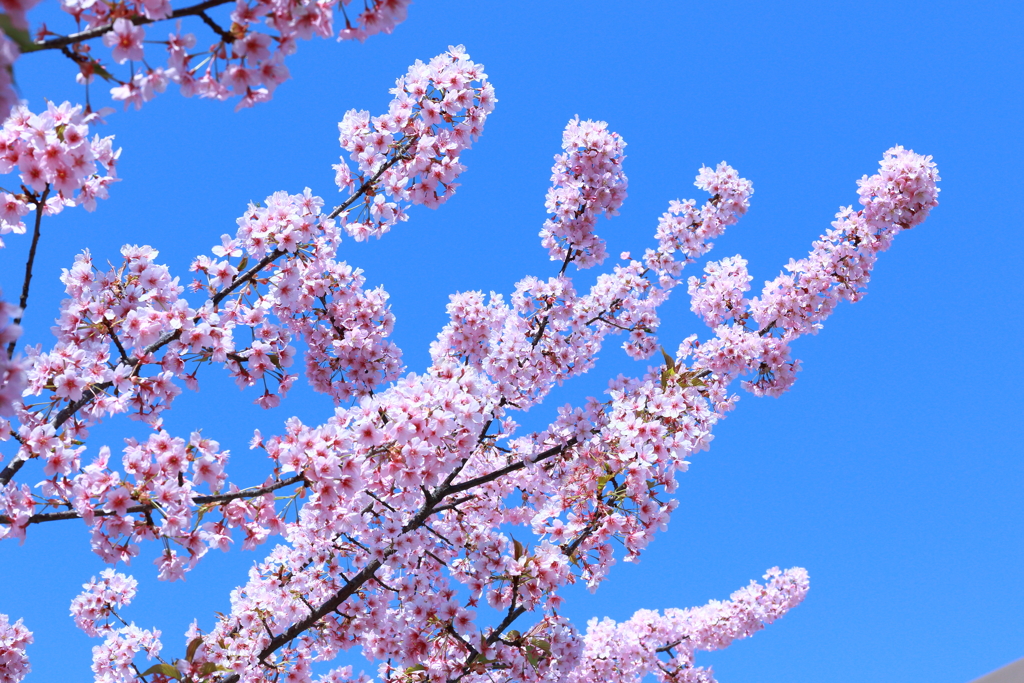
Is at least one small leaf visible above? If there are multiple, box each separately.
[0,15,37,52]
[404,664,426,673]
[185,636,202,662]
[533,638,551,653]
[198,662,229,675]
[140,663,182,680]
[90,60,118,83]
[660,346,675,372]
[511,536,524,560]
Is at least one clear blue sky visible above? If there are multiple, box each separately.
[2,2,1022,682]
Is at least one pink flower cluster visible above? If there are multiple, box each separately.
[335,43,495,240]
[49,0,411,111]
[570,567,810,683]
[684,146,940,399]
[70,570,162,683]
[687,255,752,328]
[0,101,119,245]
[430,143,754,414]
[335,44,495,240]
[69,568,139,636]
[0,613,31,683]
[540,116,628,269]
[1,186,401,557]
[68,433,230,571]
[643,162,754,284]
[749,146,941,338]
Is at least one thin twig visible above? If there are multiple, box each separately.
[0,474,305,526]
[29,0,235,52]
[197,10,234,43]
[444,437,577,498]
[8,186,50,358]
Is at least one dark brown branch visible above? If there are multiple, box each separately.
[487,605,527,647]
[197,10,234,43]
[104,320,132,365]
[213,428,568,683]
[448,605,528,683]
[0,474,305,526]
[561,517,601,559]
[8,185,50,358]
[444,437,577,498]
[28,0,234,52]
[327,137,416,220]
[0,453,27,486]
[655,638,686,654]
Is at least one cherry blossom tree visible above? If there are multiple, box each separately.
[0,5,941,683]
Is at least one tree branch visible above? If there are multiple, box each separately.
[0,474,305,526]
[444,437,577,498]
[196,10,234,43]
[328,137,416,221]
[28,0,235,52]
[7,186,50,358]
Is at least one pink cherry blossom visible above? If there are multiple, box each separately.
[540,116,628,270]
[102,18,146,64]
[0,613,32,683]
[0,102,119,243]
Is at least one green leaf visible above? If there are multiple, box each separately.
[90,61,118,83]
[199,662,229,675]
[185,636,202,662]
[140,663,182,680]
[660,346,675,372]
[404,664,427,673]
[532,638,551,653]
[0,14,37,53]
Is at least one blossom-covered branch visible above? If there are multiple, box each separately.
[0,45,939,683]
[0,0,413,116]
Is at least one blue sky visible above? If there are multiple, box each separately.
[2,1,1022,682]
